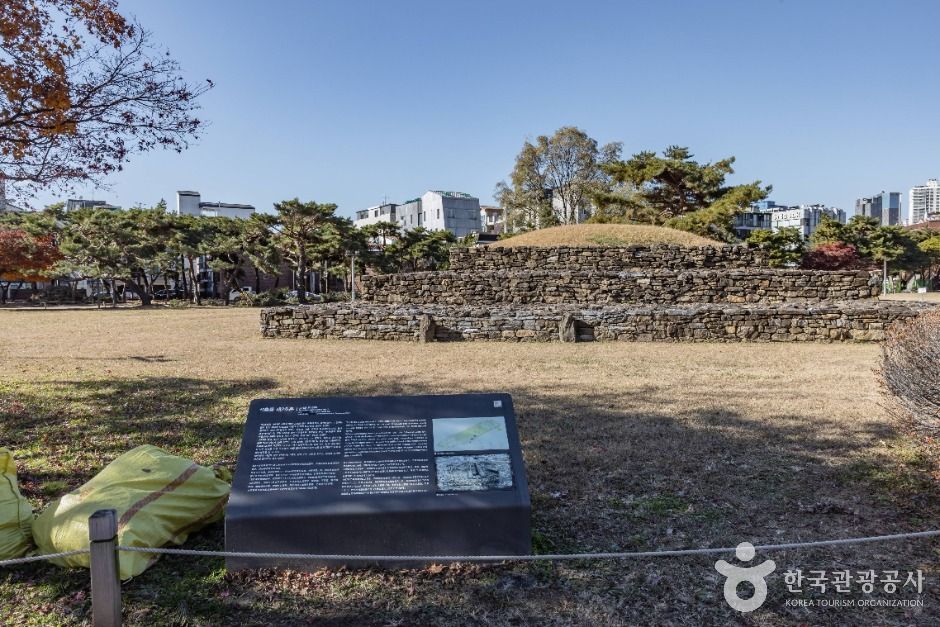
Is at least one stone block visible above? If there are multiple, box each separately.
[418,314,436,343]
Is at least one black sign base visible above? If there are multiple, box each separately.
[225,393,531,570]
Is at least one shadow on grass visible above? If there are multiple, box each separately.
[1,376,938,625]
[74,355,177,363]
[0,375,278,493]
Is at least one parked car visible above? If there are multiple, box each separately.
[286,290,321,302]
[228,286,256,302]
[153,288,184,299]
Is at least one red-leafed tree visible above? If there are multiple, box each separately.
[801,242,860,270]
[0,0,210,198]
[0,228,61,302]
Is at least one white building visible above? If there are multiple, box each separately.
[771,204,846,239]
[909,179,940,225]
[480,205,505,234]
[353,202,398,228]
[65,199,120,212]
[175,190,254,219]
[0,178,24,213]
[172,191,255,298]
[396,190,481,237]
[550,189,593,224]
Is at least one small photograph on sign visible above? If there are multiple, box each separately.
[435,453,513,492]
[432,416,509,452]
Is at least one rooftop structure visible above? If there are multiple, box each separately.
[175,191,255,219]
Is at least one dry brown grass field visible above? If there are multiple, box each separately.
[0,307,937,625]
[490,223,720,248]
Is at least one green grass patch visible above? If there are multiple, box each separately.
[630,493,689,519]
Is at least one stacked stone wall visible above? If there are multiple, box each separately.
[261,302,926,343]
[360,269,879,305]
[264,243,933,344]
[448,244,767,272]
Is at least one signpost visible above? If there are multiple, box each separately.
[225,393,531,570]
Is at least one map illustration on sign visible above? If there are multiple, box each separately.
[435,453,513,492]
[432,417,509,452]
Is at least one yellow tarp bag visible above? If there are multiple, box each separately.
[0,448,34,560]
[33,445,230,579]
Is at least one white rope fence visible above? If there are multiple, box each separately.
[2,511,939,627]
[2,528,939,569]
[0,548,90,567]
[113,528,940,562]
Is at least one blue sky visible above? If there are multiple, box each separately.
[46,0,940,218]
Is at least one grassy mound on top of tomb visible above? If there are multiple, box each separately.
[491,223,722,248]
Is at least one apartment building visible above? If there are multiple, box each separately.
[909,179,940,225]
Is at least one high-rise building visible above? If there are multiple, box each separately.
[909,179,940,225]
[855,191,901,226]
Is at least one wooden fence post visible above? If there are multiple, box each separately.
[89,509,122,627]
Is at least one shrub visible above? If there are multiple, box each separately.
[802,242,860,270]
[879,309,940,433]
[242,289,289,307]
[746,227,804,267]
[323,291,350,303]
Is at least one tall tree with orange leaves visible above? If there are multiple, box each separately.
[0,227,60,302]
[0,0,210,198]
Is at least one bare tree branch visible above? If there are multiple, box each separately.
[0,1,210,199]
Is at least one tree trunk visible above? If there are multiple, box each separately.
[187,257,201,305]
[297,246,308,304]
[178,256,188,297]
[126,278,152,306]
[224,270,240,306]
[221,270,229,306]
